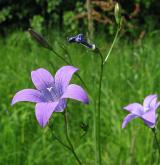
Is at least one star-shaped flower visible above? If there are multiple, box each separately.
[122,94,160,128]
[12,66,89,127]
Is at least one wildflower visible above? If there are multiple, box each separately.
[122,94,160,128]
[68,34,95,50]
[12,66,89,127]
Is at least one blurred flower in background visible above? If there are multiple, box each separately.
[122,94,160,128]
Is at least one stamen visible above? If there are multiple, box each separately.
[47,87,53,92]
[46,86,61,101]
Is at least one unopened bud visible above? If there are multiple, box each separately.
[28,28,53,50]
[114,3,121,26]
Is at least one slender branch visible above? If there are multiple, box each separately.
[51,49,70,65]
[63,110,83,165]
[58,41,73,64]
[76,73,88,90]
[98,52,104,165]
[63,47,73,64]
[48,125,72,152]
[103,26,121,64]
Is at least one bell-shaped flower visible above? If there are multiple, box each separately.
[68,34,95,50]
[122,94,160,128]
[12,66,89,127]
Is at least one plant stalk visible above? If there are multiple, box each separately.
[95,51,104,165]
[49,125,72,152]
[103,26,121,64]
[95,23,121,164]
[63,110,83,165]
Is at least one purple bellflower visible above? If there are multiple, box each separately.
[68,34,95,50]
[122,94,160,128]
[11,66,89,127]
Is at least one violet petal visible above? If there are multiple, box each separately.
[155,102,160,110]
[142,119,155,128]
[11,89,42,105]
[142,110,156,124]
[143,94,157,108]
[62,84,89,104]
[35,102,59,127]
[122,113,137,128]
[55,66,78,91]
[123,103,144,116]
[54,99,66,112]
[31,68,54,91]
[149,97,159,109]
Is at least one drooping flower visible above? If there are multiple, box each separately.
[12,66,89,127]
[122,94,160,128]
[68,34,95,50]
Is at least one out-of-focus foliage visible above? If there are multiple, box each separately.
[0,7,12,23]
[0,0,160,37]
[30,15,44,33]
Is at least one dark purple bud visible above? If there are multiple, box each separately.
[28,28,52,50]
[68,34,95,50]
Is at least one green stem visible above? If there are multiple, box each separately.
[95,23,121,164]
[103,26,121,64]
[95,51,104,165]
[63,110,83,165]
[59,43,73,64]
[48,125,72,152]
[76,73,88,90]
[152,128,160,154]
[51,49,70,65]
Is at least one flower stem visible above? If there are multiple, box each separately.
[49,125,72,152]
[103,26,121,64]
[51,49,70,65]
[95,22,121,164]
[76,73,88,90]
[95,51,104,165]
[63,110,83,165]
[152,128,160,154]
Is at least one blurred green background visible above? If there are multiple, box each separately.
[0,0,160,165]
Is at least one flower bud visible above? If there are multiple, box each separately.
[68,34,96,51]
[114,3,121,26]
[28,28,53,50]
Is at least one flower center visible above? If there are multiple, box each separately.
[46,86,62,102]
